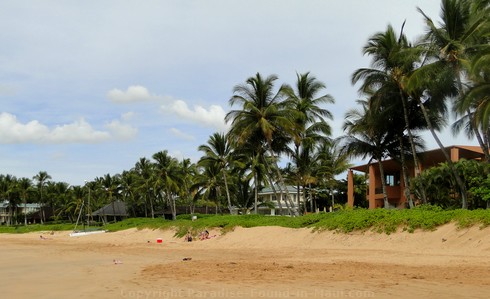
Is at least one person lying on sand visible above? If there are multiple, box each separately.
[199,230,209,240]
[198,230,217,240]
[39,235,49,240]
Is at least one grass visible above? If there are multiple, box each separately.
[1,206,489,235]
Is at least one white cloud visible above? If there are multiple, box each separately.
[0,113,50,143]
[49,119,110,143]
[105,120,138,140]
[109,85,229,131]
[107,85,156,103]
[162,100,229,131]
[168,127,195,141]
[0,112,137,144]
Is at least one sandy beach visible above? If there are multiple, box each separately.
[1,224,489,299]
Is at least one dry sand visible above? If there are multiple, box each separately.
[1,224,489,299]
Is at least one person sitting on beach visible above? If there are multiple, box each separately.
[199,230,210,240]
[185,231,193,242]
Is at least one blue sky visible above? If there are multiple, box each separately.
[0,1,474,185]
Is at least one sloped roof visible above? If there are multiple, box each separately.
[258,185,301,195]
[92,200,128,216]
[349,145,485,173]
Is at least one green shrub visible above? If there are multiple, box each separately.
[1,207,489,235]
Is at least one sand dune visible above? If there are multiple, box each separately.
[1,224,489,298]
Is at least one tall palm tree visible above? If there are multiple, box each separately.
[33,171,51,224]
[316,138,352,210]
[342,99,399,208]
[283,72,335,211]
[120,170,138,217]
[453,33,490,160]
[226,73,298,215]
[352,24,430,206]
[412,0,489,208]
[17,177,32,226]
[152,150,181,220]
[193,162,223,213]
[198,132,234,214]
[233,143,270,214]
[179,158,198,214]
[0,175,17,225]
[134,157,154,218]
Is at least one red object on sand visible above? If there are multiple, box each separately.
[156,238,162,243]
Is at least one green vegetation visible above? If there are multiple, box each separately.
[2,207,489,235]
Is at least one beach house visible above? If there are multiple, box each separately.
[346,145,486,209]
[0,201,42,225]
[257,185,305,215]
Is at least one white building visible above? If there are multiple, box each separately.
[257,185,305,215]
[0,201,41,225]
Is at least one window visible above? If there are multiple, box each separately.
[385,173,400,186]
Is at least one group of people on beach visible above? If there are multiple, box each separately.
[185,230,214,242]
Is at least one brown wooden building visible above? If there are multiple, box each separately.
[347,145,486,209]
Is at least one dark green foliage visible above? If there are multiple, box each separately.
[412,159,490,209]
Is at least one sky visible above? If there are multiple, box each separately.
[0,0,475,186]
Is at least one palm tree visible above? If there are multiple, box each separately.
[412,0,489,208]
[17,177,32,226]
[134,157,154,218]
[352,24,430,206]
[100,174,122,223]
[194,162,224,214]
[152,150,181,220]
[453,37,490,161]
[120,170,138,217]
[316,139,352,210]
[0,175,16,225]
[179,158,198,214]
[226,73,298,215]
[198,132,234,214]
[62,185,84,223]
[233,143,270,214]
[33,171,51,224]
[342,99,399,208]
[283,72,335,211]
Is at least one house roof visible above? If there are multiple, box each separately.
[0,201,41,208]
[258,185,301,195]
[349,145,485,173]
[92,200,128,216]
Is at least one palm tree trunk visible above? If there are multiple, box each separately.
[263,158,288,215]
[167,188,176,220]
[399,90,427,203]
[267,145,298,216]
[416,97,468,208]
[297,182,302,213]
[398,137,414,208]
[308,184,313,212]
[469,110,490,162]
[24,198,27,226]
[377,159,390,209]
[254,173,258,214]
[222,171,233,214]
[266,176,285,216]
